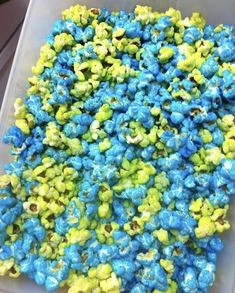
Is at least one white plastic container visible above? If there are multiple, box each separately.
[0,0,235,292]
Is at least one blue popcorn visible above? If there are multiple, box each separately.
[34,257,48,285]
[136,248,160,266]
[48,84,71,105]
[118,239,140,257]
[217,41,235,62]
[180,267,198,292]
[66,156,82,170]
[221,70,235,103]
[24,218,46,242]
[157,153,182,171]
[118,186,146,206]
[135,232,155,250]
[198,266,215,290]
[155,16,171,30]
[63,19,77,36]
[184,26,202,44]
[125,21,143,38]
[0,245,12,260]
[55,200,81,235]
[11,239,25,261]
[63,244,83,270]
[3,126,25,148]
[98,244,118,263]
[112,259,137,281]
[200,57,219,78]
[78,180,99,203]
[158,209,182,230]
[57,50,74,67]
[1,4,235,293]
[113,230,131,248]
[85,203,98,219]
[20,253,37,274]
[130,283,146,293]
[52,20,64,35]
[139,263,169,291]
[22,233,35,254]
[0,201,23,230]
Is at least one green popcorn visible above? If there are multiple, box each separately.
[31,60,44,75]
[70,81,93,99]
[125,39,140,55]
[178,43,195,57]
[94,22,112,41]
[190,148,214,172]
[153,229,169,245]
[201,199,214,217]
[177,54,197,72]
[39,242,53,258]
[37,183,51,197]
[172,89,192,101]
[25,113,35,128]
[93,39,116,60]
[205,147,223,166]
[9,264,21,279]
[134,5,160,24]
[98,184,113,203]
[151,107,161,117]
[160,259,174,274]
[0,174,10,188]
[15,119,30,135]
[95,263,113,280]
[67,228,91,245]
[90,120,102,140]
[112,28,125,39]
[98,203,111,218]
[67,138,83,155]
[222,126,235,158]
[138,190,161,215]
[14,98,27,119]
[0,259,15,276]
[68,275,99,293]
[189,198,203,220]
[96,222,120,244]
[43,122,65,147]
[165,7,181,24]
[158,47,174,64]
[218,114,234,132]
[99,272,122,293]
[195,39,214,57]
[199,129,213,143]
[211,206,230,233]
[62,4,90,27]
[99,138,112,152]
[124,216,144,236]
[54,33,75,53]
[195,216,216,238]
[190,12,206,29]
[154,172,170,192]
[6,218,23,242]
[32,44,56,75]
[95,104,113,123]
[136,162,156,184]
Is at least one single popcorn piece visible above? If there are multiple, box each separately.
[1,3,235,293]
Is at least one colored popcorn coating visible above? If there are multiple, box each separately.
[0,4,235,293]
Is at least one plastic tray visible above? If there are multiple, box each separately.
[0,0,235,292]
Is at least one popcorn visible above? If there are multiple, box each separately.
[1,4,235,293]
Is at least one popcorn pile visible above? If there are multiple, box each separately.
[0,4,235,293]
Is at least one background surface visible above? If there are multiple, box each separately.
[0,0,29,106]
